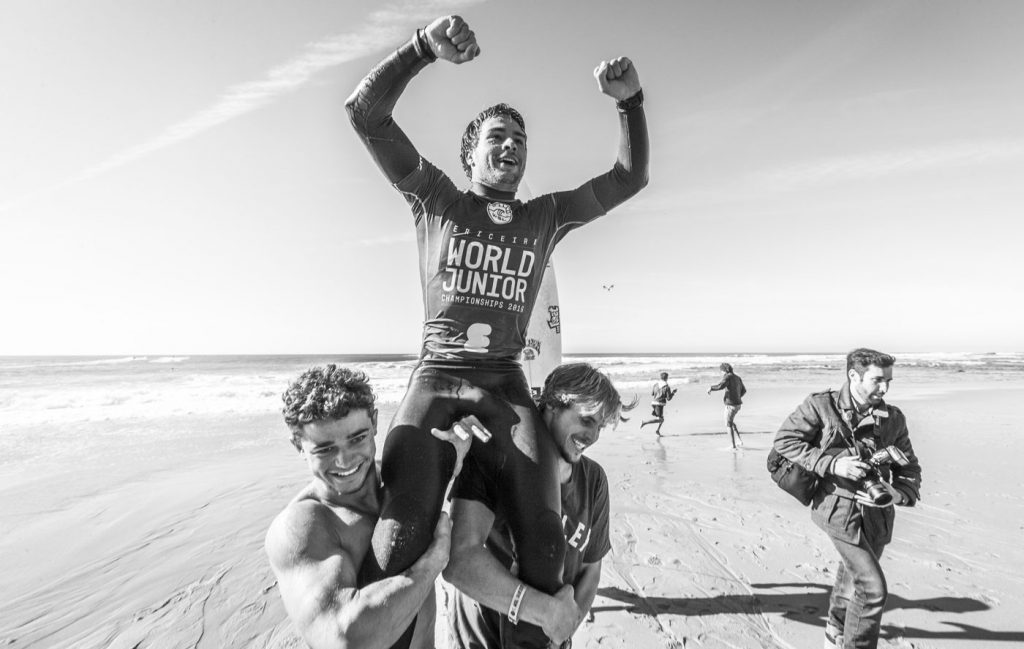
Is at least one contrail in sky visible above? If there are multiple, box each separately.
[0,0,481,212]
[74,0,481,183]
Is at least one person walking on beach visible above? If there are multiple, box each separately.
[773,348,922,649]
[640,371,676,436]
[346,14,648,649]
[445,363,632,649]
[265,365,478,649]
[707,363,746,448]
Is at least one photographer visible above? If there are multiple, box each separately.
[773,348,922,649]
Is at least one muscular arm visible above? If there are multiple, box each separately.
[569,560,602,629]
[444,498,579,646]
[266,503,450,649]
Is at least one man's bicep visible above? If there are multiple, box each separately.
[449,497,497,549]
[267,517,359,639]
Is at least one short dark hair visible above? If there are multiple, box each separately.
[282,364,376,449]
[460,103,526,178]
[538,363,635,429]
[846,348,895,377]
[659,372,669,380]
[720,363,733,373]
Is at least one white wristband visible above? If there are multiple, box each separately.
[508,582,526,625]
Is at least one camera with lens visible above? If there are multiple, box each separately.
[859,445,910,506]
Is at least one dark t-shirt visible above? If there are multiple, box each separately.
[452,451,612,585]
[396,159,607,360]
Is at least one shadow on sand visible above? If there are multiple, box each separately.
[592,583,1021,643]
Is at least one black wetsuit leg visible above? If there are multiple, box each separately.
[360,361,564,649]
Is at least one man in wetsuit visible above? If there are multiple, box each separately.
[445,363,630,649]
[345,14,648,649]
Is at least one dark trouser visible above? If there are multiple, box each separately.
[361,359,564,649]
[828,532,888,649]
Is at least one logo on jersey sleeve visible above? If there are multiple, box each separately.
[486,202,514,225]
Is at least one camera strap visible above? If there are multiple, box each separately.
[827,391,861,457]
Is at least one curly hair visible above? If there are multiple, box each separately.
[460,103,526,179]
[282,364,376,449]
[537,363,636,429]
[846,348,895,376]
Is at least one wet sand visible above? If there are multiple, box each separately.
[2,381,1021,648]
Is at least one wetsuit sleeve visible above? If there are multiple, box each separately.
[587,96,650,213]
[543,96,650,243]
[345,31,435,184]
[582,465,612,564]
[887,406,922,505]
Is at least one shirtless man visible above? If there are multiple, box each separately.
[265,365,476,649]
[346,14,648,649]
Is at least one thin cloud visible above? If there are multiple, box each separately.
[1,0,482,211]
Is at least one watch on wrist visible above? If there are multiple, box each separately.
[616,89,644,112]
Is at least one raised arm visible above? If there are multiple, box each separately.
[589,57,650,211]
[444,498,580,646]
[345,15,480,183]
[266,504,450,649]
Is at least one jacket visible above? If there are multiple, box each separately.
[710,372,746,405]
[773,382,922,545]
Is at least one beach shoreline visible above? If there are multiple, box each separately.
[2,356,1022,648]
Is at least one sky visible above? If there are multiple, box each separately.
[1,0,1022,355]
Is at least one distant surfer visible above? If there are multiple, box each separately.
[640,371,676,436]
[346,14,648,649]
[707,362,747,449]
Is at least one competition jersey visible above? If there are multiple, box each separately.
[453,452,612,582]
[396,159,606,360]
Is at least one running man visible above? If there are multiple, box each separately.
[707,362,746,448]
[640,371,676,436]
[345,14,648,649]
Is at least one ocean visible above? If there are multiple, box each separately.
[2,351,1022,482]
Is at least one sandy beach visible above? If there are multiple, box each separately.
[2,362,1022,648]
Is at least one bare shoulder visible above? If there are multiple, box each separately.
[266,499,333,567]
[266,495,374,571]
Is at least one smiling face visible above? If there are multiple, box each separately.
[466,115,527,192]
[543,403,604,465]
[849,364,893,406]
[296,409,377,499]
